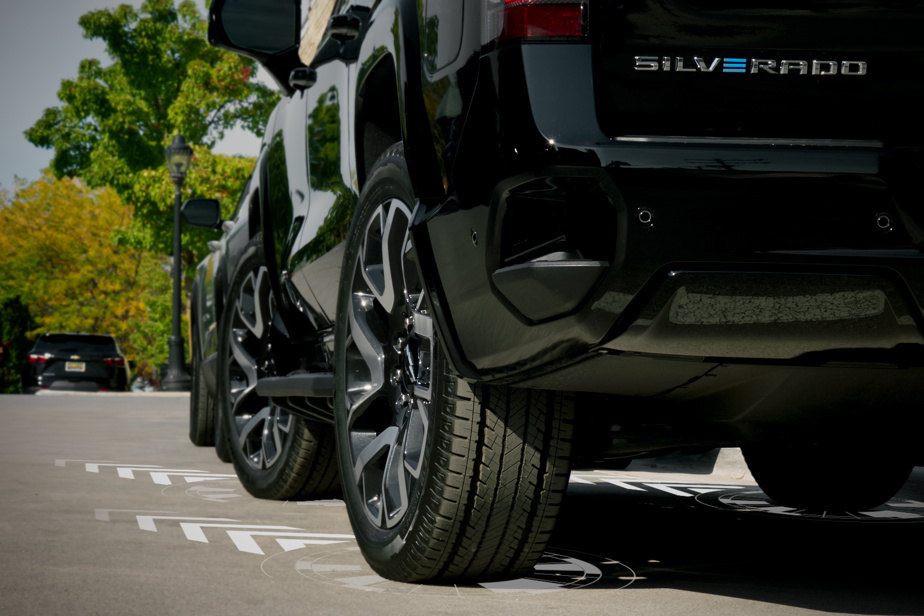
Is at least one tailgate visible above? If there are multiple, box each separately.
[591,1,924,144]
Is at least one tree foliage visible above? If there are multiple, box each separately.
[0,172,172,380]
[118,145,254,264]
[0,297,35,394]
[24,0,271,259]
[12,0,274,380]
[26,0,273,186]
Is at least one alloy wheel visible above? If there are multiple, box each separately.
[227,265,292,470]
[343,198,433,529]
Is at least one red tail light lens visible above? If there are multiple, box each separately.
[27,354,48,364]
[500,1,585,41]
[104,357,126,367]
[488,0,586,43]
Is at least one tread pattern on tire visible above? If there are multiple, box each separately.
[189,284,215,447]
[189,325,215,446]
[258,420,341,501]
[380,376,573,582]
[337,143,573,582]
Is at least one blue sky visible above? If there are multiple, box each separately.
[0,0,262,193]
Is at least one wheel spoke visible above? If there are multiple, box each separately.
[345,295,386,424]
[403,399,428,478]
[382,435,408,527]
[262,408,284,467]
[360,201,411,314]
[237,406,271,468]
[352,426,400,526]
[237,268,272,340]
[352,426,398,485]
[411,310,433,402]
[229,329,258,388]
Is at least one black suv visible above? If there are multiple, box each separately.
[22,333,130,393]
[199,0,924,583]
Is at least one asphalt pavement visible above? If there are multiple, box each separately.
[1,393,922,616]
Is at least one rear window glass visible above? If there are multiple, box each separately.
[35,334,119,354]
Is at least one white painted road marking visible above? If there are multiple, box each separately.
[109,514,357,555]
[61,460,240,486]
[224,531,354,555]
[95,509,176,522]
[645,483,744,497]
[180,523,304,544]
[136,515,239,532]
[572,476,747,498]
[117,467,210,480]
[148,471,238,485]
[596,479,646,491]
[85,462,161,473]
[55,459,117,467]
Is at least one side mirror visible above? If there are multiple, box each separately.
[181,199,223,229]
[209,0,299,55]
[289,67,318,91]
[329,13,362,42]
[208,0,301,94]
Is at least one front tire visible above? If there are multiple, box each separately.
[217,238,340,500]
[334,145,574,583]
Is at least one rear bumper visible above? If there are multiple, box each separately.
[422,43,924,391]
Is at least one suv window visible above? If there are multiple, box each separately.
[34,334,120,355]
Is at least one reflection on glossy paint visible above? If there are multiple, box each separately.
[290,85,357,270]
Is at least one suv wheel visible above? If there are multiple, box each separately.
[188,302,215,447]
[217,238,340,499]
[334,144,574,582]
[743,441,914,511]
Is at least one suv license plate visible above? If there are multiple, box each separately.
[65,362,86,372]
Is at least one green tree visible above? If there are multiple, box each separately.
[0,297,35,394]
[118,145,255,277]
[0,172,173,380]
[25,0,272,260]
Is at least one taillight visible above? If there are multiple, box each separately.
[485,0,587,44]
[104,357,126,367]
[27,354,47,364]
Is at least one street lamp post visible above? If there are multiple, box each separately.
[162,134,193,392]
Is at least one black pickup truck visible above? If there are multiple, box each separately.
[196,0,924,583]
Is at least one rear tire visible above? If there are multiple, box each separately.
[217,237,340,499]
[188,306,215,447]
[743,442,913,511]
[334,144,574,582]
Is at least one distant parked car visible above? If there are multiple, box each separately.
[22,333,131,393]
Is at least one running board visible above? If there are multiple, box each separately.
[255,372,334,398]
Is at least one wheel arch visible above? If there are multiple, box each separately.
[354,0,444,200]
[356,54,402,190]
